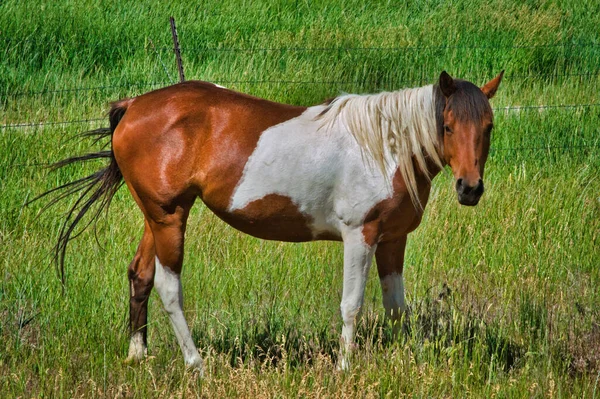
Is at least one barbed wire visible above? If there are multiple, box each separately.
[1,103,599,131]
[4,38,598,51]
[7,82,171,98]
[0,118,105,130]
[4,39,599,99]
[6,70,600,99]
[495,103,600,111]
[3,39,599,166]
[490,144,600,153]
[179,42,600,53]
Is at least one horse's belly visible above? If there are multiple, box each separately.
[206,193,341,242]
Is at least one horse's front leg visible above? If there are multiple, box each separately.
[338,227,377,371]
[375,237,408,336]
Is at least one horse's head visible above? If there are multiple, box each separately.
[437,70,504,206]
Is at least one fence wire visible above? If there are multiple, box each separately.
[7,70,600,99]
[5,41,600,98]
[180,42,600,54]
[4,38,599,51]
[2,41,599,161]
[2,102,599,131]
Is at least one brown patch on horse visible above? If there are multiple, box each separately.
[375,237,407,277]
[112,81,306,217]
[210,194,315,242]
[127,220,155,344]
[361,167,435,247]
[210,192,342,242]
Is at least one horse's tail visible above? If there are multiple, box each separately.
[30,100,131,283]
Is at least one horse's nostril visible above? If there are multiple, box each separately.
[456,178,484,197]
[456,178,463,191]
[474,179,485,195]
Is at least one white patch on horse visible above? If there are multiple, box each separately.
[154,257,204,373]
[229,106,397,238]
[318,85,441,209]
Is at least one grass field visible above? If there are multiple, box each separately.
[1,0,600,397]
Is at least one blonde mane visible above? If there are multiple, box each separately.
[317,85,444,209]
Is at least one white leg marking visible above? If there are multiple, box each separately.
[338,228,376,371]
[126,331,147,362]
[154,257,203,374]
[380,272,406,330]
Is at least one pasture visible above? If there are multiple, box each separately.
[1,0,599,397]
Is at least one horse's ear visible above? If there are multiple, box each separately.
[481,70,504,99]
[439,71,457,97]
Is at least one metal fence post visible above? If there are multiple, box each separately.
[170,17,185,82]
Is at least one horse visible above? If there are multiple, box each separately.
[39,70,503,374]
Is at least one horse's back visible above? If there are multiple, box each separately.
[111,81,307,212]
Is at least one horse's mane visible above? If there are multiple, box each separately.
[317,85,443,209]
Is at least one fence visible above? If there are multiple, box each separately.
[2,37,600,162]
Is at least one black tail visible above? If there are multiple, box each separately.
[30,102,129,283]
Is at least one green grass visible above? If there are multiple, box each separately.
[1,0,600,397]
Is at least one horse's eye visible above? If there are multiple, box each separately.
[444,125,453,134]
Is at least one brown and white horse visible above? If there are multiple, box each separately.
[42,70,503,373]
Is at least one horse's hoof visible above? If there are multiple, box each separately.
[124,350,148,365]
[124,349,147,365]
[185,357,205,378]
[124,355,139,365]
[124,351,147,365]
[125,333,148,364]
[336,357,350,372]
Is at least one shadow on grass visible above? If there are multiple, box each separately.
[195,315,340,369]
[356,283,523,373]
[192,283,529,373]
[188,283,600,377]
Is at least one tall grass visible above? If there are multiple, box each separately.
[1,0,599,397]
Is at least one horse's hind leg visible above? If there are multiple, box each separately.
[147,203,203,373]
[125,220,155,363]
[375,237,408,335]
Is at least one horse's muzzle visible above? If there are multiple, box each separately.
[456,178,484,206]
